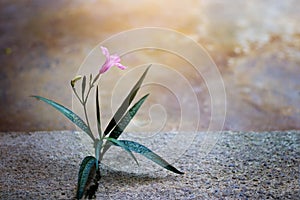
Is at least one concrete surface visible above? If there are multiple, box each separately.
[0,131,299,199]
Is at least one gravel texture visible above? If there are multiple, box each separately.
[0,131,299,199]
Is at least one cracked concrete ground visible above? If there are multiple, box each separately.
[0,131,299,199]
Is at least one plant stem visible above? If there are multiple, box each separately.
[71,73,101,140]
[82,74,101,134]
[82,102,91,130]
[82,85,93,130]
[72,87,83,105]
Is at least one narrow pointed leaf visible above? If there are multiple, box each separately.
[110,94,149,139]
[82,75,86,100]
[107,138,139,166]
[101,94,149,156]
[76,156,97,199]
[107,138,184,174]
[96,86,102,138]
[31,95,94,141]
[89,74,93,86]
[103,65,151,136]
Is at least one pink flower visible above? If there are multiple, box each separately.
[99,46,127,74]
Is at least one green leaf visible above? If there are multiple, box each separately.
[106,138,139,166]
[103,65,151,136]
[96,86,102,138]
[89,74,93,86]
[31,95,95,141]
[107,138,184,174]
[76,156,97,199]
[101,94,149,157]
[109,94,149,139]
[82,75,86,100]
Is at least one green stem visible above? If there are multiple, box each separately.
[82,83,94,130]
[71,73,101,143]
[82,102,91,130]
[72,87,83,105]
[83,86,92,104]
[82,74,101,134]
[82,74,100,133]
[72,82,92,136]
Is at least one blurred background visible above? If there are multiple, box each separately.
[0,0,299,132]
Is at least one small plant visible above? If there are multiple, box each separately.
[32,46,183,199]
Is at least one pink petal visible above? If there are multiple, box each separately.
[99,46,127,74]
[100,46,110,60]
[99,64,110,74]
[115,63,127,70]
[110,55,121,63]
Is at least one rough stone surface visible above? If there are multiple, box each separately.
[0,131,299,199]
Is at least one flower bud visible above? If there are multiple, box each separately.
[71,75,82,88]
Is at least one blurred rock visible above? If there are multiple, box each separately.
[225,38,300,130]
[0,0,299,131]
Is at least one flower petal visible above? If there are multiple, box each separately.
[99,46,127,74]
[100,46,110,60]
[99,63,110,74]
[110,55,121,63]
[115,63,127,70]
